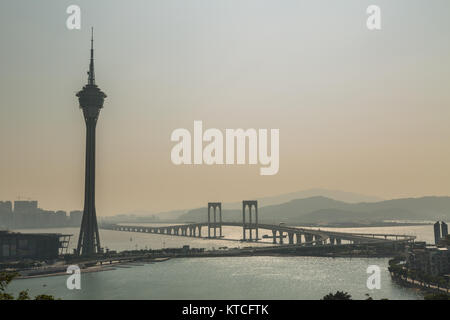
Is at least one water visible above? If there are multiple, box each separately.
[8,224,433,300]
[8,256,422,300]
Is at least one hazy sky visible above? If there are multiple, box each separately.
[1,0,450,215]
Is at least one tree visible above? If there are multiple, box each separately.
[322,291,352,300]
[424,293,450,300]
[0,271,56,300]
[34,294,56,300]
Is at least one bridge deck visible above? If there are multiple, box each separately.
[101,222,415,247]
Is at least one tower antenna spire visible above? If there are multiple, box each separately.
[88,27,95,85]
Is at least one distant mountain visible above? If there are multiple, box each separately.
[222,189,382,209]
[114,189,381,220]
[177,196,450,225]
[179,207,240,223]
[254,196,351,224]
[110,209,188,221]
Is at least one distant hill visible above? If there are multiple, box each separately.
[179,207,240,223]
[110,209,188,222]
[177,196,450,225]
[116,189,382,221]
[222,188,382,209]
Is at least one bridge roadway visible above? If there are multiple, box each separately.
[101,222,416,247]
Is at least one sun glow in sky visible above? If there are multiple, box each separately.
[1,0,450,215]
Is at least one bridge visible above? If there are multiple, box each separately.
[101,222,415,246]
[101,201,416,248]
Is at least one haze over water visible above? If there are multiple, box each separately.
[8,224,433,300]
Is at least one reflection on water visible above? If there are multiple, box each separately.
[8,224,433,300]
[8,256,422,300]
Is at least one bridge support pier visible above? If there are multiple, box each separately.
[242,200,258,241]
[313,235,323,245]
[208,202,222,238]
[296,233,302,244]
[272,230,277,244]
[279,230,284,244]
[288,232,294,245]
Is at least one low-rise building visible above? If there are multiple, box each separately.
[0,231,71,261]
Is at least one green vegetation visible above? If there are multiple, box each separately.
[388,258,450,294]
[424,293,450,300]
[322,291,387,300]
[322,291,352,300]
[0,272,57,300]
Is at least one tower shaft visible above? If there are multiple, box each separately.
[76,28,106,256]
[77,118,101,255]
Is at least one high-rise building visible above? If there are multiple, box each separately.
[13,201,39,228]
[54,211,68,227]
[434,221,441,245]
[76,28,106,256]
[13,200,38,213]
[442,221,448,238]
[1,201,71,229]
[69,210,83,227]
[0,201,12,229]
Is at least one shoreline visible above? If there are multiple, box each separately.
[15,257,171,280]
[390,273,450,296]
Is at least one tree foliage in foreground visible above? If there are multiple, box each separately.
[424,293,450,300]
[322,291,353,300]
[0,271,57,300]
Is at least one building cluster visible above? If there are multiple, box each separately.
[406,221,450,277]
[108,245,206,257]
[0,230,70,261]
[0,200,82,230]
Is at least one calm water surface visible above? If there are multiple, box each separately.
[9,256,422,300]
[9,224,432,300]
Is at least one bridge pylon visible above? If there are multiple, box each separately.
[242,200,258,241]
[207,202,222,238]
